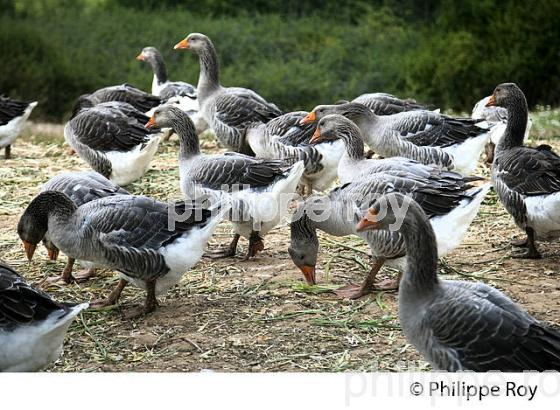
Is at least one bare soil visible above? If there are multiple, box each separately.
[0,122,559,372]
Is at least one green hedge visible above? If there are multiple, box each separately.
[1,1,558,121]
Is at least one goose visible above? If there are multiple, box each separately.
[489,83,560,259]
[246,111,343,194]
[65,102,162,186]
[351,92,429,115]
[356,192,560,371]
[17,192,227,318]
[136,46,197,99]
[302,103,490,174]
[0,261,88,372]
[74,84,161,115]
[0,96,38,159]
[174,33,283,155]
[307,114,470,186]
[289,172,490,298]
[40,171,130,283]
[147,105,304,259]
[136,47,209,136]
[472,95,532,163]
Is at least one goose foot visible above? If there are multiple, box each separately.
[205,234,239,259]
[333,283,370,299]
[373,277,400,291]
[74,268,97,282]
[511,237,528,247]
[244,232,264,260]
[123,280,157,319]
[512,247,542,259]
[91,279,127,309]
[512,228,541,259]
[51,257,76,284]
[4,145,11,159]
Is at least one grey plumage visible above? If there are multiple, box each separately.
[352,92,429,115]
[359,192,560,371]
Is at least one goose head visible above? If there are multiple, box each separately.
[136,46,160,64]
[356,193,414,233]
[288,212,319,285]
[486,83,526,111]
[17,191,77,261]
[309,114,359,144]
[146,105,189,129]
[174,33,212,54]
[301,102,371,125]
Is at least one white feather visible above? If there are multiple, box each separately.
[105,135,161,186]
[0,101,38,148]
[525,192,560,240]
[443,132,489,175]
[0,303,88,372]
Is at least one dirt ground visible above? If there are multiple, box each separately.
[1,120,559,372]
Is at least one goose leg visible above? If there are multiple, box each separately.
[512,227,542,259]
[511,236,528,247]
[245,231,264,260]
[124,279,157,319]
[91,279,128,309]
[205,233,240,258]
[334,258,387,299]
[485,141,495,164]
[61,257,76,283]
[4,145,11,159]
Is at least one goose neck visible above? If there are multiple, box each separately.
[496,95,528,152]
[197,44,220,101]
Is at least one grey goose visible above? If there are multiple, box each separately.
[0,96,37,159]
[147,105,304,259]
[73,84,161,115]
[174,33,283,155]
[302,102,490,174]
[489,82,560,259]
[17,192,226,318]
[0,261,87,371]
[289,171,489,298]
[65,100,162,186]
[356,192,560,371]
[40,171,130,283]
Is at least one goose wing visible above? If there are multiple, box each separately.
[190,153,291,191]
[0,96,30,126]
[214,92,282,130]
[91,84,161,112]
[495,145,560,195]
[0,262,66,329]
[160,82,197,100]
[70,107,154,152]
[391,111,487,148]
[424,281,560,371]
[80,196,213,278]
[353,93,428,115]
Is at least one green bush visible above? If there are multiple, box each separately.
[1,1,558,121]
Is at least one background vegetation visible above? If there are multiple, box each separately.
[1,0,558,120]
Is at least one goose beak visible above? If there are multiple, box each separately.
[310,127,321,144]
[356,209,379,232]
[47,247,59,261]
[174,39,189,50]
[300,111,316,125]
[485,95,496,107]
[136,53,145,61]
[145,116,157,129]
[22,241,36,261]
[299,265,316,285]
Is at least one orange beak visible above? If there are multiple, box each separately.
[356,209,379,232]
[136,53,145,61]
[174,39,189,50]
[486,94,496,107]
[300,111,316,125]
[145,116,157,129]
[299,265,316,285]
[22,240,37,261]
[310,127,321,144]
[47,247,59,261]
